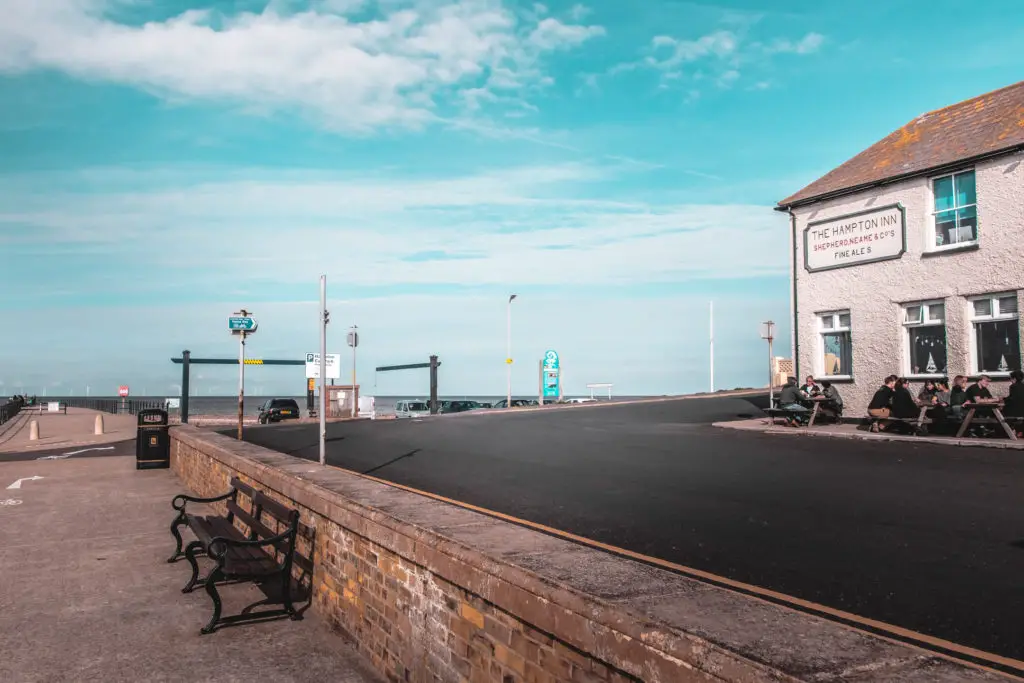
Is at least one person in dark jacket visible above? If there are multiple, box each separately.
[867,375,897,432]
[891,378,921,434]
[1003,370,1024,437]
[819,380,843,422]
[777,377,808,427]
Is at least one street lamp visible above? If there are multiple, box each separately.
[506,294,517,408]
[760,321,775,407]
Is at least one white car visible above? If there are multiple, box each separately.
[394,399,431,419]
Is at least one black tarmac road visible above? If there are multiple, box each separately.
[242,395,1024,661]
[0,439,134,463]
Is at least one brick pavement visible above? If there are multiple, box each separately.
[0,407,139,453]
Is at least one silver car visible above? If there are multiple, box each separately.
[394,399,431,419]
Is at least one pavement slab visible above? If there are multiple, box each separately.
[0,407,139,453]
[0,456,382,683]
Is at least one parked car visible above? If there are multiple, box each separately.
[490,398,539,409]
[394,399,431,419]
[257,398,301,424]
[439,400,485,414]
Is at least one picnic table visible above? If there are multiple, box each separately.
[955,401,1018,440]
[806,395,842,426]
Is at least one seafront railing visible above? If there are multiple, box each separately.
[58,398,167,416]
[0,397,25,425]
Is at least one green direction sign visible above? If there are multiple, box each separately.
[228,316,258,332]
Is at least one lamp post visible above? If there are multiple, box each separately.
[506,294,517,408]
[760,320,775,406]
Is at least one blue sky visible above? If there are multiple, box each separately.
[1,0,1022,398]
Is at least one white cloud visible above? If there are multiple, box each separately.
[0,0,605,132]
[611,27,823,95]
[766,32,824,55]
[0,163,787,294]
[528,17,604,51]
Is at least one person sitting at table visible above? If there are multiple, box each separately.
[819,380,843,422]
[948,375,969,420]
[867,375,897,432]
[890,378,921,433]
[1004,370,1024,437]
[799,375,821,402]
[918,379,948,427]
[777,376,809,427]
[964,375,999,437]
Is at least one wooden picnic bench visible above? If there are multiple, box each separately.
[168,477,301,634]
[955,402,1018,440]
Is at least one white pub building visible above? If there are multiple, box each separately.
[776,80,1024,412]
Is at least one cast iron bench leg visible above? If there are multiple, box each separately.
[183,541,205,594]
[168,511,188,563]
[201,568,225,635]
[282,573,300,621]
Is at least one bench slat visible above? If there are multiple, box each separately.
[254,491,298,526]
[226,499,260,536]
[229,477,257,502]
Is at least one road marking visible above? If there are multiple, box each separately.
[327,462,1024,680]
[37,446,116,460]
[7,476,43,490]
[0,498,23,506]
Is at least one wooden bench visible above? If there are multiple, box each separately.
[168,477,301,634]
[763,407,807,425]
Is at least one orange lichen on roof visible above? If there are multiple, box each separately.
[779,80,1024,207]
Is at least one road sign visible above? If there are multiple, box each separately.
[118,385,130,398]
[228,316,258,333]
[305,353,341,379]
[347,330,359,348]
[543,350,559,371]
[506,358,513,364]
[165,398,181,410]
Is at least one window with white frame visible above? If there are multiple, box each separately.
[969,293,1020,374]
[819,311,852,378]
[931,170,977,249]
[902,301,947,376]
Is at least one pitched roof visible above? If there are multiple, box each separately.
[778,80,1024,208]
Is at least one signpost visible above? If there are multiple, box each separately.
[347,326,359,418]
[760,321,776,407]
[118,385,129,413]
[229,309,257,440]
[305,353,341,379]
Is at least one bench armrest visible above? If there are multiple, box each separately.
[172,490,233,511]
[207,528,296,561]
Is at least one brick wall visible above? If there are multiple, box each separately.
[170,426,790,683]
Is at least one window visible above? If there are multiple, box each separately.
[902,301,947,376]
[819,311,852,377]
[931,170,977,249]
[969,293,1020,374]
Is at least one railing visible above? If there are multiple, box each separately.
[0,397,25,426]
[58,398,168,416]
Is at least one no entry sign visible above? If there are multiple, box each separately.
[118,385,130,398]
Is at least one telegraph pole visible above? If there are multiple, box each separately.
[319,276,328,466]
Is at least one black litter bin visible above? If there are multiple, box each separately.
[136,408,170,470]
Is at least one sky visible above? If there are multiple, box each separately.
[1,0,1022,398]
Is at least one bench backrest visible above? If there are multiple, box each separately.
[224,477,299,558]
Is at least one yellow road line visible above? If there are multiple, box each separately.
[328,462,1024,680]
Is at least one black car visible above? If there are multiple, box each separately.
[257,398,301,424]
[439,400,485,414]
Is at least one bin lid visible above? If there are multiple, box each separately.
[137,408,169,425]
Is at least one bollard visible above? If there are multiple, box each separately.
[94,413,104,435]
[29,420,39,441]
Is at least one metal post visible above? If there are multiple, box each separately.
[709,301,715,393]
[429,355,439,414]
[237,311,247,440]
[181,350,190,423]
[538,359,543,406]
[507,294,516,408]
[319,275,327,466]
[350,325,357,419]
[768,334,775,406]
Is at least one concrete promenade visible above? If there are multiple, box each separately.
[0,455,382,683]
[0,407,138,453]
